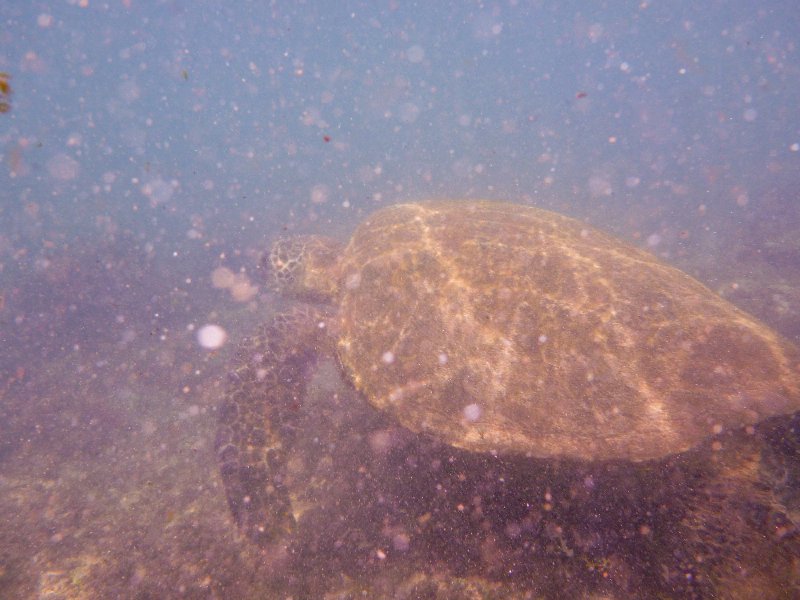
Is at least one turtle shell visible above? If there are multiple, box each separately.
[334,200,800,462]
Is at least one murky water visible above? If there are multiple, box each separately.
[1,3,799,598]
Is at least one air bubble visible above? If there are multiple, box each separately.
[463,403,482,422]
[197,324,227,349]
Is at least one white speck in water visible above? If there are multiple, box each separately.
[369,429,395,453]
[37,13,54,28]
[310,183,330,204]
[381,351,395,364]
[407,45,425,63]
[646,233,661,247]
[538,334,548,344]
[345,272,362,290]
[463,403,482,422]
[197,324,227,349]
[438,352,448,365]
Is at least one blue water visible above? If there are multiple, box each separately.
[1,2,799,598]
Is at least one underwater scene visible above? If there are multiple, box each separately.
[1,2,799,599]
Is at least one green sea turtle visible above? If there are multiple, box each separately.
[215,200,800,596]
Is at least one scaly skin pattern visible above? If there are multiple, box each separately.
[215,304,333,545]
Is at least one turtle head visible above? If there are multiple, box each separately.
[264,235,343,301]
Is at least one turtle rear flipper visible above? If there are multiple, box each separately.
[215,305,332,545]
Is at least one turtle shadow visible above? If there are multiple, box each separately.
[270,373,800,599]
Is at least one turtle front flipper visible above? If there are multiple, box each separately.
[215,305,333,546]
